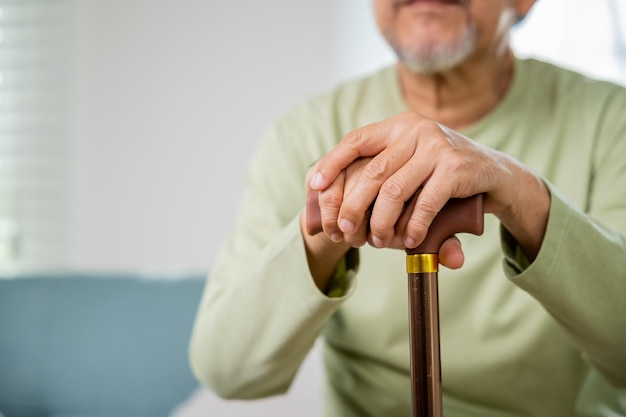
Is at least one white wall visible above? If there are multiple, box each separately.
[511,0,626,85]
[67,0,393,272]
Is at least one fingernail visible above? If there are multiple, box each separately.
[310,173,323,190]
[372,235,384,248]
[330,233,343,242]
[339,218,355,233]
[404,237,417,248]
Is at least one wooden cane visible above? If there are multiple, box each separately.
[400,195,483,417]
[306,192,484,417]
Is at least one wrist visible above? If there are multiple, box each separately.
[496,167,550,261]
[300,211,352,292]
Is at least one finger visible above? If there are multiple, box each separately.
[368,156,432,247]
[345,208,370,248]
[304,160,322,196]
[438,236,464,269]
[305,192,323,235]
[318,170,346,242]
[403,172,454,248]
[310,119,398,191]
[339,118,446,244]
[304,162,323,235]
[388,190,419,248]
[338,139,417,238]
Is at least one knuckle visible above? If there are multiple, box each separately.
[415,119,442,137]
[440,156,466,181]
[415,196,440,218]
[321,212,341,232]
[363,158,391,184]
[342,130,362,151]
[407,215,429,231]
[319,190,342,207]
[321,218,339,233]
[477,165,498,184]
[380,178,405,201]
[406,216,429,242]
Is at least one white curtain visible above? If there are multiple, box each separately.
[0,0,70,273]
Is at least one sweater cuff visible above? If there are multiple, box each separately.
[324,247,359,298]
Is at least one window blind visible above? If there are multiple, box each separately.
[0,0,70,273]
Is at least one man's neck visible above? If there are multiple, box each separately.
[398,50,514,130]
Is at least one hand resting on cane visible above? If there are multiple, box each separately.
[308,112,551,266]
[301,154,465,294]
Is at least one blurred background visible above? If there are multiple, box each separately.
[1,0,625,275]
[0,1,625,416]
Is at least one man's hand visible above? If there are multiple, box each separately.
[305,158,372,247]
[304,156,466,270]
[309,112,550,262]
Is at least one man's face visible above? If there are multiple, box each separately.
[373,0,517,73]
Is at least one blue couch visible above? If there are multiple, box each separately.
[0,272,207,417]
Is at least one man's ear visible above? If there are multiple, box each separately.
[513,0,537,20]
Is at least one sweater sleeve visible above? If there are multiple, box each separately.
[502,87,626,387]
[188,106,357,399]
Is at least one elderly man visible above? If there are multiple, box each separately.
[190,1,626,416]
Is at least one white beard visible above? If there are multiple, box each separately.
[386,6,517,74]
[389,21,478,74]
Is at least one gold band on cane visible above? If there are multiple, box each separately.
[406,254,439,274]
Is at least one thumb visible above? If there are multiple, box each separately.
[438,236,464,270]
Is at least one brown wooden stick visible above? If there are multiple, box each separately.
[408,269,442,417]
[403,195,483,416]
[306,192,484,416]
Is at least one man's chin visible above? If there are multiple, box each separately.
[396,0,467,7]
[399,55,462,75]
[397,37,476,74]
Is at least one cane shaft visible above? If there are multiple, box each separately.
[306,192,484,416]
[407,255,442,417]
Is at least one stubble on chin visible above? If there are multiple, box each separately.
[386,21,478,74]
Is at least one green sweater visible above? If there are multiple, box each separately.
[190,58,626,417]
